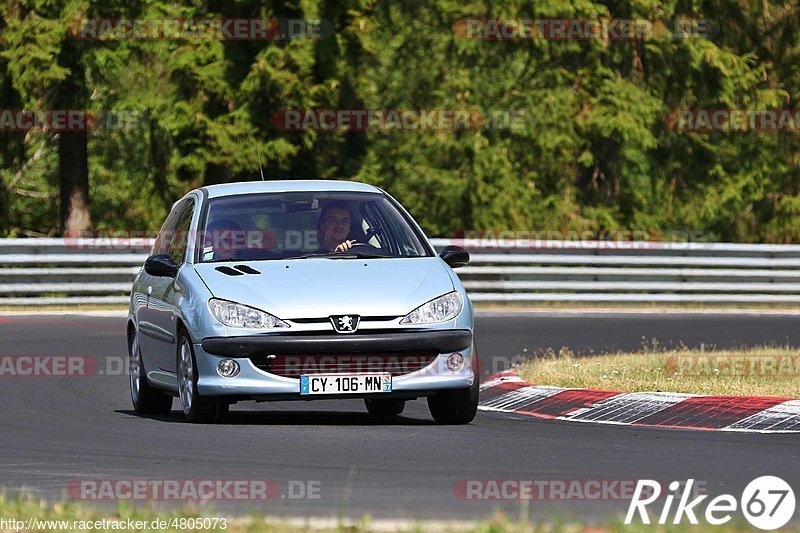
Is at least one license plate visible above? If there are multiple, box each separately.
[300,373,392,395]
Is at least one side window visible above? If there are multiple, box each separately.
[151,202,184,256]
[167,199,195,264]
[383,210,422,256]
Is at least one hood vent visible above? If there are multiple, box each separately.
[215,266,244,276]
[234,265,261,275]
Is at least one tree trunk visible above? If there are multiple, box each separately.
[58,131,91,235]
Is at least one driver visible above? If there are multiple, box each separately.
[317,201,357,252]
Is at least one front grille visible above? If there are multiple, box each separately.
[288,316,401,324]
[250,353,438,377]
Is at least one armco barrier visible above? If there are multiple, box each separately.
[1,237,800,305]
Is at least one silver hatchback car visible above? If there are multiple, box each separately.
[128,180,477,424]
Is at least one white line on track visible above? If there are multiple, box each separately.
[0,310,128,317]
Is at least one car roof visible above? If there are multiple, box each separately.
[200,180,381,199]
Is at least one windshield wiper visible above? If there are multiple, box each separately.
[278,252,339,260]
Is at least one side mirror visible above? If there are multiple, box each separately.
[144,254,179,278]
[439,245,470,269]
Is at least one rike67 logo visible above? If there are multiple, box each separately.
[626,476,795,530]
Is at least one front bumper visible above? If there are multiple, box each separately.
[195,329,475,399]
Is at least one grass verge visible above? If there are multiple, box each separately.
[0,493,779,532]
[515,346,800,397]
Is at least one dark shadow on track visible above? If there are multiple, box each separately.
[115,409,437,426]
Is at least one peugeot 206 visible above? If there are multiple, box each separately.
[128,180,477,424]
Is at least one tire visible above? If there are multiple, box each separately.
[129,328,173,415]
[427,369,479,425]
[364,398,405,416]
[177,329,229,423]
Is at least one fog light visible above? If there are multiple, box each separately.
[217,359,240,378]
[446,353,464,372]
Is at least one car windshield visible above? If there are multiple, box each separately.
[198,191,432,262]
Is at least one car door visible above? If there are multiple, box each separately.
[146,197,196,374]
[135,201,184,377]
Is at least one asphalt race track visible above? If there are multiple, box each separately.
[0,311,798,522]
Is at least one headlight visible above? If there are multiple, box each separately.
[400,291,463,324]
[208,299,289,329]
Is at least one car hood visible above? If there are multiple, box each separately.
[194,257,455,319]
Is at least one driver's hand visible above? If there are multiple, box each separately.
[334,240,357,252]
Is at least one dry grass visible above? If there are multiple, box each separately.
[515,345,800,398]
[0,493,771,532]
